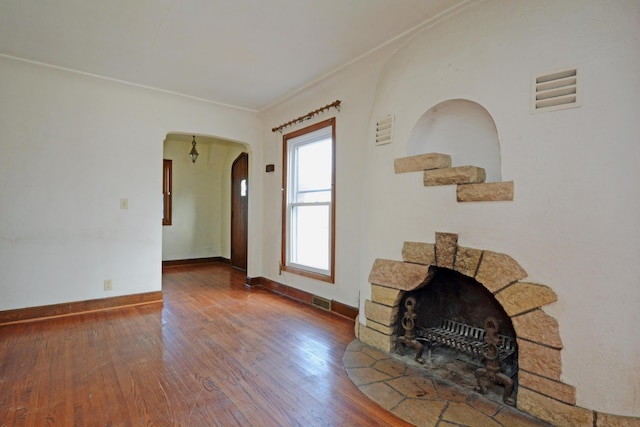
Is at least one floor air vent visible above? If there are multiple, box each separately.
[375,115,394,145]
[312,295,332,311]
[531,67,580,113]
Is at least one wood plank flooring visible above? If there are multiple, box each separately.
[0,263,411,426]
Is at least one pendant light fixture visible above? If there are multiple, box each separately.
[189,135,199,163]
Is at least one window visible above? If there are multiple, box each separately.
[282,118,335,283]
[163,159,172,225]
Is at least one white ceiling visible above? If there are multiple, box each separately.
[0,0,468,111]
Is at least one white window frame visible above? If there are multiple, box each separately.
[281,118,335,283]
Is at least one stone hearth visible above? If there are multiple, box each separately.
[355,232,594,426]
[343,340,552,426]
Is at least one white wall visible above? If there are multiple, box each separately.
[260,0,640,417]
[360,0,640,417]
[162,137,246,261]
[0,56,261,310]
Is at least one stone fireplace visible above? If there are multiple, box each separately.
[355,232,597,426]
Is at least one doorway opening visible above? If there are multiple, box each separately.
[161,133,248,269]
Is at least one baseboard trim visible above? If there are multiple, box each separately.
[246,276,358,320]
[330,299,359,319]
[0,291,163,326]
[162,257,230,269]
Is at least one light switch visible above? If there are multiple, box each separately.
[120,198,128,209]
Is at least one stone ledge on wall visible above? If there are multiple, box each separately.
[457,181,514,202]
[424,165,486,186]
[394,152,451,173]
[394,153,514,202]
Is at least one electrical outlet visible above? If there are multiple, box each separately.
[104,279,112,291]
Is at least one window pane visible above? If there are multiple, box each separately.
[290,204,329,271]
[241,179,247,197]
[296,138,332,194]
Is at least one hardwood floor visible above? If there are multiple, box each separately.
[0,263,411,426]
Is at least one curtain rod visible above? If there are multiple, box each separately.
[271,100,341,133]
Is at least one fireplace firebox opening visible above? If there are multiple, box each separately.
[396,267,518,404]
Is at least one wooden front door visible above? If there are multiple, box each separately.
[231,153,248,271]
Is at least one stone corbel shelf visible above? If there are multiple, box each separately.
[394,153,514,202]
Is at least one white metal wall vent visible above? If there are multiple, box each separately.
[375,115,394,145]
[531,67,581,113]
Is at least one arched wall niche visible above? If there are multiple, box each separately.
[407,99,502,183]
